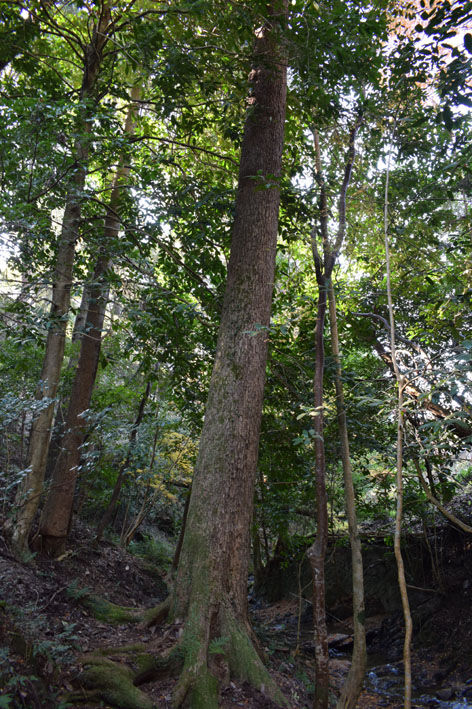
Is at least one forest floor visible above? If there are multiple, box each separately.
[1,518,472,708]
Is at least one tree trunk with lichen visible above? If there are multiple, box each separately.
[10,6,111,559]
[162,3,288,706]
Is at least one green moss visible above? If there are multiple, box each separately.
[81,594,141,624]
[83,643,183,687]
[188,668,219,709]
[225,616,287,707]
[81,656,153,709]
[142,596,170,626]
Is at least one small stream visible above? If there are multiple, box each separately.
[254,604,472,708]
[365,659,472,708]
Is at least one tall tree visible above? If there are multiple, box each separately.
[37,87,140,555]
[308,119,360,709]
[11,3,112,557]
[149,1,288,705]
[328,283,366,709]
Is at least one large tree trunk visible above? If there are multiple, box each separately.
[166,3,288,706]
[37,89,140,556]
[11,6,111,558]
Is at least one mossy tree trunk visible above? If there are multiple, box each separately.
[38,88,141,556]
[11,5,111,558]
[167,2,288,705]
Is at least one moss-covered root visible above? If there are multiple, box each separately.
[142,595,171,627]
[79,656,153,709]
[68,587,143,624]
[171,609,288,709]
[81,643,183,686]
[224,617,288,707]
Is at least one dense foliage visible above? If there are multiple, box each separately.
[0,0,470,570]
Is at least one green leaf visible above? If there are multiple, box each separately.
[464,33,472,54]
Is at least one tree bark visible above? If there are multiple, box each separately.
[383,140,413,708]
[307,120,360,709]
[307,264,330,709]
[165,3,288,706]
[11,5,111,558]
[38,87,141,556]
[329,284,366,709]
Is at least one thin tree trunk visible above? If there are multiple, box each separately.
[11,6,111,558]
[307,267,330,709]
[95,380,151,543]
[72,279,93,344]
[38,87,141,555]
[122,429,192,548]
[384,141,413,708]
[163,4,288,706]
[120,409,160,548]
[307,120,361,709]
[171,488,190,574]
[329,284,366,709]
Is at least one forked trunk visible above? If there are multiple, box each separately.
[168,2,288,705]
[10,6,111,558]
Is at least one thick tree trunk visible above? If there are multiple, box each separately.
[38,90,140,556]
[166,3,288,706]
[10,7,111,558]
[329,284,366,709]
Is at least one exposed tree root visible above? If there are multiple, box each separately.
[171,603,287,708]
[78,655,154,709]
[76,644,183,708]
[142,595,171,627]
[69,588,143,624]
[74,594,287,708]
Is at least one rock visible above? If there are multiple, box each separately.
[328,633,351,648]
[436,687,454,701]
